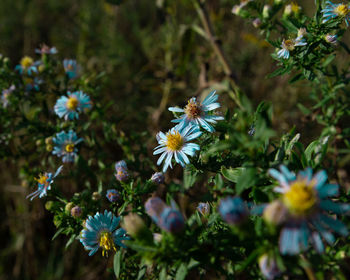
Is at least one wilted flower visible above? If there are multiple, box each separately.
[63,59,78,79]
[26,165,63,200]
[54,91,92,120]
[268,165,350,255]
[15,56,38,75]
[168,90,224,133]
[71,206,82,218]
[322,1,350,26]
[106,189,120,203]
[80,210,130,256]
[258,254,281,280]
[1,85,15,108]
[114,160,129,182]
[277,36,307,59]
[52,130,83,163]
[219,196,249,225]
[151,172,165,184]
[197,202,210,216]
[154,125,202,172]
[35,44,58,55]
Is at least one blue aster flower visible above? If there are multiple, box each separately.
[169,90,224,132]
[15,56,38,75]
[35,44,58,55]
[1,85,15,108]
[106,189,120,203]
[114,160,129,182]
[54,91,92,120]
[321,1,350,26]
[277,36,307,59]
[268,165,350,255]
[63,59,78,79]
[80,210,130,256]
[26,165,63,200]
[52,130,83,163]
[154,125,202,172]
[219,196,249,225]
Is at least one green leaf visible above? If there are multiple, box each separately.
[113,250,122,278]
[236,168,258,195]
[65,234,76,249]
[183,168,199,189]
[52,228,64,241]
[221,166,246,183]
[175,263,188,280]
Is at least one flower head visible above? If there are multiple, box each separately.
[258,254,281,280]
[114,160,129,182]
[1,85,15,108]
[151,172,165,184]
[15,56,38,75]
[219,196,249,225]
[80,210,130,256]
[169,91,224,133]
[325,34,338,45]
[106,189,120,203]
[54,91,92,120]
[52,130,83,163]
[268,165,350,255]
[322,1,350,26]
[197,202,210,216]
[26,165,63,200]
[63,59,78,79]
[24,77,42,92]
[71,206,82,218]
[154,125,202,172]
[35,44,58,55]
[277,35,307,59]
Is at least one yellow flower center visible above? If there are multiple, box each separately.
[184,100,202,120]
[166,131,184,151]
[65,143,75,153]
[36,174,48,185]
[99,231,116,257]
[291,2,301,14]
[20,56,34,68]
[66,97,79,110]
[283,181,317,215]
[334,4,349,16]
[283,39,295,51]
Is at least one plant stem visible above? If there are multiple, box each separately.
[300,254,317,280]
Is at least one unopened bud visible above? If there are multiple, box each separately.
[258,254,282,279]
[106,189,120,203]
[45,137,53,145]
[151,172,165,184]
[65,202,74,214]
[218,196,249,225]
[92,191,101,201]
[252,18,262,28]
[45,201,54,211]
[159,207,185,234]
[197,202,210,216]
[71,206,82,218]
[122,213,151,241]
[145,197,167,223]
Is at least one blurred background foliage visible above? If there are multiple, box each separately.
[0,0,348,279]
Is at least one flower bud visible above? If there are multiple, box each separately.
[46,144,53,152]
[65,202,74,214]
[115,160,129,182]
[71,206,82,218]
[252,18,262,28]
[297,28,307,38]
[159,207,185,234]
[283,4,292,17]
[92,191,101,201]
[232,5,242,15]
[263,200,287,226]
[262,5,271,19]
[325,34,338,45]
[45,137,53,145]
[258,254,281,279]
[145,197,167,223]
[197,202,210,216]
[122,213,152,242]
[106,189,120,203]
[45,201,54,211]
[151,172,165,184]
[153,233,162,243]
[36,139,43,146]
[218,196,248,225]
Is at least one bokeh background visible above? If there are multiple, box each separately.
[0,0,337,279]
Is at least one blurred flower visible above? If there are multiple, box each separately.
[168,90,224,133]
[322,1,350,26]
[63,59,78,79]
[197,202,210,216]
[325,34,338,45]
[80,210,130,256]
[26,165,63,200]
[154,125,202,172]
[106,189,120,203]
[1,85,15,108]
[145,197,167,224]
[268,165,350,255]
[122,213,150,240]
[114,160,129,182]
[92,192,101,201]
[232,0,253,15]
[248,124,255,136]
[15,56,38,75]
[262,5,271,19]
[35,44,58,55]
[297,28,307,38]
[52,130,83,163]
[277,37,307,59]
[252,18,262,28]
[24,77,42,92]
[54,91,92,120]
[151,172,165,184]
[283,4,293,16]
[258,254,281,280]
[65,202,74,214]
[219,196,249,225]
[71,206,82,218]
[263,200,287,225]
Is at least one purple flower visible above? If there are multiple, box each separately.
[151,172,165,184]
[106,189,120,203]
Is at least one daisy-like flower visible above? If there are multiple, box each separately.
[63,59,78,79]
[52,130,83,163]
[154,125,202,172]
[168,90,224,132]
[35,44,58,55]
[322,1,350,26]
[15,56,38,75]
[267,165,350,255]
[54,91,92,120]
[24,77,42,92]
[1,85,15,108]
[80,210,130,256]
[277,36,307,59]
[26,165,63,200]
